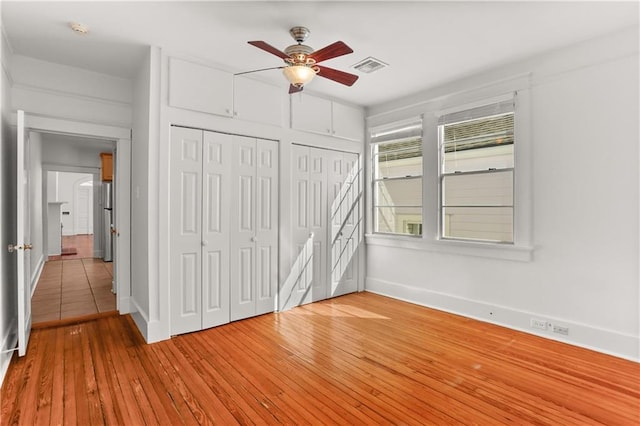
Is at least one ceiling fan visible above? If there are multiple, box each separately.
[247,26,359,94]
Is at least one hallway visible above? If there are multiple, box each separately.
[32,234,116,325]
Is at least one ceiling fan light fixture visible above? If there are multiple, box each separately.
[283,65,317,87]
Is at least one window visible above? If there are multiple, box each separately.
[371,118,423,236]
[438,97,515,243]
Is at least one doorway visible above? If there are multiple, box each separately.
[13,112,131,358]
[32,136,117,324]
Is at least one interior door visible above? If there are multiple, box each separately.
[16,110,32,357]
[201,131,231,328]
[170,127,203,335]
[290,145,327,306]
[76,185,91,234]
[230,135,257,321]
[230,136,279,321]
[329,152,359,297]
[254,139,278,316]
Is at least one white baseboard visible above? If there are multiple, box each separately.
[129,298,168,344]
[366,277,639,362]
[0,317,18,388]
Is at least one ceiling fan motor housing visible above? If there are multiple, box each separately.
[289,26,310,43]
[284,44,314,64]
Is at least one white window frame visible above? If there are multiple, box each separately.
[370,117,423,237]
[437,96,515,244]
[365,80,533,262]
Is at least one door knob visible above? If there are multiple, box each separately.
[7,243,32,252]
[251,236,258,243]
[202,240,208,246]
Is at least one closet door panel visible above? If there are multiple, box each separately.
[170,127,203,335]
[230,135,257,321]
[202,131,231,329]
[255,139,278,315]
[289,145,312,306]
[331,152,359,297]
[308,148,328,302]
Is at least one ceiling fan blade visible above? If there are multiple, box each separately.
[248,41,289,60]
[316,65,359,87]
[235,66,285,76]
[289,84,304,94]
[310,41,354,63]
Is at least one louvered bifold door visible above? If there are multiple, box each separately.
[170,127,203,335]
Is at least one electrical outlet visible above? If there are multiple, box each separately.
[552,325,569,335]
[530,318,547,330]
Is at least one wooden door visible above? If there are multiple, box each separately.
[201,131,231,328]
[170,127,203,335]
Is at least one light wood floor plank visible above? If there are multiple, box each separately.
[2,292,638,425]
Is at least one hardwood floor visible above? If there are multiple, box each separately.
[1,292,638,425]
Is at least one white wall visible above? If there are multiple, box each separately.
[11,55,133,128]
[130,46,153,332]
[365,27,639,360]
[40,136,104,169]
[0,5,18,386]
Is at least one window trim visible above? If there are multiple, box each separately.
[370,117,424,237]
[365,74,533,260]
[437,99,516,243]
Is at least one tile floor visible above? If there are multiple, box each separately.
[32,235,116,324]
[47,234,95,261]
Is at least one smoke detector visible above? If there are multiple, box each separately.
[70,22,89,35]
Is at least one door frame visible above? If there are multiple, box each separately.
[18,113,132,314]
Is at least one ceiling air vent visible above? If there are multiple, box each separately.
[352,56,388,74]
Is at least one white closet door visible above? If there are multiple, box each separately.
[230,135,257,321]
[201,131,231,328]
[308,147,328,302]
[290,145,329,304]
[290,145,329,305]
[290,145,312,305]
[329,151,359,297]
[170,127,203,335]
[255,139,279,316]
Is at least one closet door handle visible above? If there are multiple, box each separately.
[251,236,258,243]
[202,240,208,247]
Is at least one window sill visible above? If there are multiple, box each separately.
[365,233,533,262]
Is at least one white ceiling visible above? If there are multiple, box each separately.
[2,1,638,107]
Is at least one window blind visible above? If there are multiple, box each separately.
[437,96,514,126]
[370,117,423,144]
